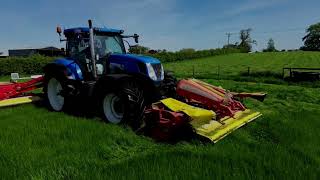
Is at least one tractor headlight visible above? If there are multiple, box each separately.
[146,63,158,81]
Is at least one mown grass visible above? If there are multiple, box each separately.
[1,52,320,179]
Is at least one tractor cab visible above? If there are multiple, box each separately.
[63,27,126,60]
[56,22,163,83]
[58,26,128,79]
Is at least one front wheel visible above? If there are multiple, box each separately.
[102,93,124,124]
[101,80,145,129]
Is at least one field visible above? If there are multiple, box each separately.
[165,52,320,85]
[1,52,320,179]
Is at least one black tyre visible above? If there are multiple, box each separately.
[160,71,178,98]
[101,79,145,130]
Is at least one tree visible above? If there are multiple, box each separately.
[263,38,277,52]
[179,48,195,53]
[223,42,239,49]
[128,45,149,54]
[302,22,320,51]
[238,28,256,53]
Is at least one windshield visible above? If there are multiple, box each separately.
[94,35,125,57]
[67,34,126,59]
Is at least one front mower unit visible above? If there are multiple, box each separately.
[173,79,263,143]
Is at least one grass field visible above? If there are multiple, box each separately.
[164,51,320,85]
[1,52,320,179]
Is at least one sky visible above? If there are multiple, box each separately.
[0,0,319,55]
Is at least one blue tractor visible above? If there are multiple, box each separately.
[43,20,171,128]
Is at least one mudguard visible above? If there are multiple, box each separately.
[44,58,83,80]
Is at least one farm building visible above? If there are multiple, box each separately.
[0,52,7,58]
[8,47,64,57]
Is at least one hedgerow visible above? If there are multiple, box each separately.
[0,54,55,75]
[149,48,241,62]
[0,48,240,75]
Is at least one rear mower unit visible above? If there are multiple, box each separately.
[0,74,43,107]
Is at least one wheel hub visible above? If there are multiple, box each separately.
[103,93,124,124]
[47,78,65,111]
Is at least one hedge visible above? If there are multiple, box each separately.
[0,48,240,76]
[0,54,55,76]
[149,48,241,63]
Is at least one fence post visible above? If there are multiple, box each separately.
[192,65,195,78]
[289,68,292,78]
[218,65,220,79]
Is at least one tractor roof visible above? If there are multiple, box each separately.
[64,27,124,36]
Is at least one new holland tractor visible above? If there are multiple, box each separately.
[43,20,166,128]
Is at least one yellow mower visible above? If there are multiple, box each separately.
[145,79,265,143]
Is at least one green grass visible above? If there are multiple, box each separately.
[0,76,9,82]
[1,52,320,179]
[164,51,320,85]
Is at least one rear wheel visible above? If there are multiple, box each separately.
[47,78,65,111]
[44,74,67,111]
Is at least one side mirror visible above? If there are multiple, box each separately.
[134,34,139,43]
[56,26,62,36]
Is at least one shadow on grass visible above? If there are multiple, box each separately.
[33,95,207,144]
[33,96,101,120]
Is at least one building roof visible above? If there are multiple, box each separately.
[40,46,61,51]
[9,47,62,51]
[64,27,123,36]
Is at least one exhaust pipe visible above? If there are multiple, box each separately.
[88,19,97,79]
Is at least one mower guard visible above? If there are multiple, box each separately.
[160,98,215,129]
[0,96,41,108]
[161,98,262,143]
[196,110,261,143]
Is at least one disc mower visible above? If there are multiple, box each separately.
[0,20,266,143]
[0,74,43,107]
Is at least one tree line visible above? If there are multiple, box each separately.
[1,23,319,59]
[130,22,320,54]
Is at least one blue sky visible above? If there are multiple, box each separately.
[0,0,319,55]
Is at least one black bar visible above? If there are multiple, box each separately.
[283,68,320,70]
[88,20,92,28]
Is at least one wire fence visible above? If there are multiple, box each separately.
[173,66,320,82]
[174,65,284,80]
